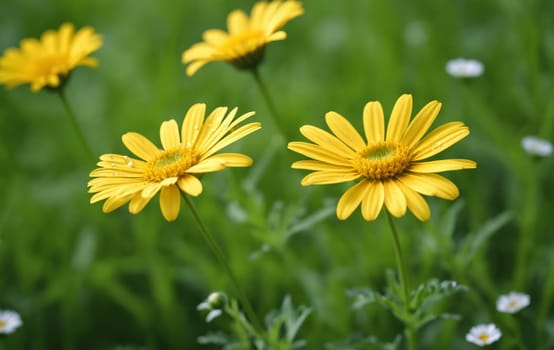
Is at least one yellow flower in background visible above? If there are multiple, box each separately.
[88,104,261,221]
[288,94,476,222]
[182,0,303,76]
[0,23,102,92]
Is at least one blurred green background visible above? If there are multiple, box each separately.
[1,0,554,349]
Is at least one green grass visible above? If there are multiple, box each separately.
[1,0,554,349]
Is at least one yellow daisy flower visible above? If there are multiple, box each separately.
[182,0,303,76]
[88,103,261,222]
[288,94,476,222]
[0,23,102,92]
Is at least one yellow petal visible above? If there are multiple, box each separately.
[363,101,385,144]
[202,122,261,158]
[90,183,142,203]
[182,44,214,61]
[227,10,249,34]
[201,107,240,151]
[383,180,407,217]
[182,103,206,147]
[99,154,147,167]
[142,182,162,199]
[203,29,229,46]
[90,170,142,179]
[412,122,469,160]
[194,107,229,152]
[336,181,370,220]
[299,125,355,157]
[398,173,460,200]
[402,100,441,148]
[395,181,430,221]
[160,119,180,150]
[288,142,352,167]
[102,193,134,213]
[291,160,351,171]
[128,192,153,214]
[178,175,203,196]
[160,185,180,221]
[160,177,178,186]
[228,110,256,130]
[262,1,303,32]
[409,159,477,173]
[186,60,209,76]
[206,153,253,167]
[267,31,287,42]
[386,94,413,142]
[187,157,226,173]
[361,181,385,221]
[122,132,159,161]
[325,111,366,151]
[300,170,361,186]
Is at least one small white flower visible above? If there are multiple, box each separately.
[0,310,23,334]
[521,136,553,157]
[497,292,530,313]
[446,58,484,78]
[466,324,501,346]
[197,292,227,323]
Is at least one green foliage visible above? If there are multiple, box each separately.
[198,294,311,350]
[349,276,466,342]
[1,0,554,349]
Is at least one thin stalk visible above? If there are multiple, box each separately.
[182,194,265,336]
[386,211,415,350]
[251,68,286,137]
[536,255,554,349]
[57,88,96,163]
[513,165,539,289]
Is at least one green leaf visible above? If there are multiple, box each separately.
[456,211,513,268]
[410,279,467,311]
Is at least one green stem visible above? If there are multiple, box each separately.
[513,164,539,289]
[182,194,265,335]
[251,68,286,138]
[536,255,554,349]
[57,88,96,163]
[386,211,415,350]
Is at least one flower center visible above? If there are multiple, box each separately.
[220,30,267,70]
[351,141,412,180]
[143,146,199,182]
[478,333,490,342]
[0,320,5,329]
[508,300,519,309]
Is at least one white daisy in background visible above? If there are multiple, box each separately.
[0,310,22,334]
[466,324,501,346]
[521,136,553,157]
[497,292,530,313]
[197,292,227,323]
[446,58,484,78]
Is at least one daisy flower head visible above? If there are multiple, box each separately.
[466,324,501,346]
[0,310,22,334]
[182,0,304,76]
[521,135,552,157]
[288,94,476,222]
[197,292,228,322]
[446,58,484,78]
[496,292,530,314]
[88,103,261,222]
[0,23,102,92]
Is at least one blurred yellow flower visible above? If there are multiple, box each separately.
[182,0,303,76]
[89,104,261,222]
[288,94,476,222]
[0,23,102,92]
